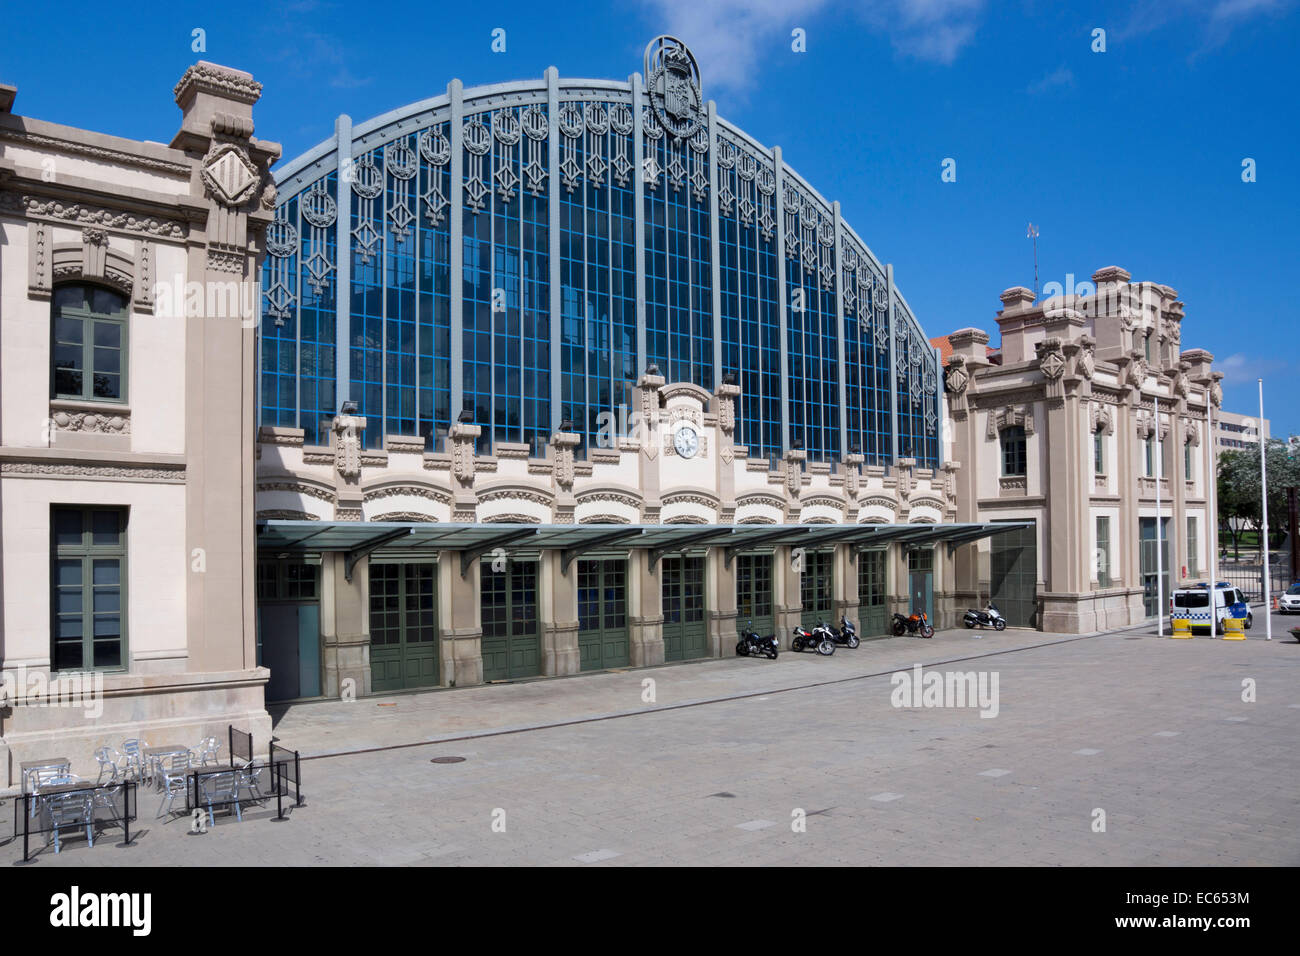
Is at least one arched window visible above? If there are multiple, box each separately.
[1000,425,1027,477]
[51,284,128,402]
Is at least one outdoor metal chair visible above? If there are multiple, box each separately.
[198,769,243,826]
[29,767,75,818]
[235,758,267,804]
[94,747,124,785]
[45,787,95,853]
[155,752,193,819]
[194,736,221,766]
[120,738,148,783]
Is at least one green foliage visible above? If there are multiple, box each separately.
[1217,439,1300,545]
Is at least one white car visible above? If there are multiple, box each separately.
[1280,583,1300,614]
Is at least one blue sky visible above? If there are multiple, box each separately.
[4,0,1297,435]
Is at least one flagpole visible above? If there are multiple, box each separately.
[1156,396,1164,637]
[1260,379,1273,640]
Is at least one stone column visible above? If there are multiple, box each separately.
[320,551,371,698]
[440,553,483,687]
[774,544,802,648]
[714,380,741,522]
[709,546,738,656]
[628,550,665,666]
[171,62,281,674]
[541,550,581,675]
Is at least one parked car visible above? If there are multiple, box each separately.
[1170,582,1252,635]
[1278,583,1300,614]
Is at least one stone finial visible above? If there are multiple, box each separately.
[998,287,1036,312]
[1091,266,1132,284]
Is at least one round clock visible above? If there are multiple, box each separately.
[673,425,700,459]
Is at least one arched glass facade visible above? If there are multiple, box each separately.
[259,50,941,468]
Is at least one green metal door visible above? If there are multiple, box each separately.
[991,520,1039,627]
[857,549,888,636]
[481,560,541,681]
[801,550,835,628]
[1139,517,1171,620]
[736,553,775,638]
[662,556,707,661]
[369,563,439,693]
[907,547,934,621]
[578,559,629,671]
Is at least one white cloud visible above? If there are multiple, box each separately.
[1115,0,1294,45]
[1028,65,1075,94]
[638,0,985,94]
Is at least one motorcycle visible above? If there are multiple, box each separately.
[736,621,779,660]
[891,609,935,639]
[791,624,836,656]
[818,616,860,649]
[963,602,1006,631]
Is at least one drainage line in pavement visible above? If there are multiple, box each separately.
[296,631,1104,765]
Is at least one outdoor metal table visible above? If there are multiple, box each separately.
[142,745,191,788]
[20,757,71,793]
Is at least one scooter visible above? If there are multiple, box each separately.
[963,602,1006,631]
[819,616,861,649]
[891,609,935,639]
[736,621,779,660]
[791,625,836,656]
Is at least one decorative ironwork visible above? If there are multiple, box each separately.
[419,126,451,225]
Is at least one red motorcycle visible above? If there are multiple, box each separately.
[891,609,935,639]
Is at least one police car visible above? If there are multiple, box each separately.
[1170,582,1253,634]
[1279,583,1300,614]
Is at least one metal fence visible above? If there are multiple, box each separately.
[12,781,137,862]
[187,764,273,827]
[1218,555,1293,603]
[228,726,253,767]
[269,742,304,821]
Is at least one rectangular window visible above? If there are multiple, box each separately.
[1094,430,1104,475]
[51,506,127,671]
[1187,517,1199,578]
[1144,435,1155,477]
[858,549,885,606]
[52,286,128,403]
[1001,426,1027,477]
[1184,441,1192,481]
[1096,516,1111,588]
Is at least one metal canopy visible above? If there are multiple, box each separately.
[256,520,1030,566]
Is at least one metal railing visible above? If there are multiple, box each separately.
[186,764,272,827]
[269,742,304,821]
[1216,555,1293,603]
[12,781,137,863]
[228,726,253,767]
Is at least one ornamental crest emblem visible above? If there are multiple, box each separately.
[644,36,703,139]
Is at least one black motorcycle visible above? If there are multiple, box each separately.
[963,602,1006,631]
[891,609,935,639]
[791,625,836,656]
[736,621,779,660]
[818,616,861,649]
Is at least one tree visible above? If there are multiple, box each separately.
[1217,439,1300,555]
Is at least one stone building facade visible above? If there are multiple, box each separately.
[0,63,278,781]
[944,267,1221,633]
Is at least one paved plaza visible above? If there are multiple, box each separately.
[8,615,1299,866]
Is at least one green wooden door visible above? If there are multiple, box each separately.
[662,556,707,661]
[369,563,439,693]
[578,559,629,671]
[481,560,541,681]
[800,550,835,629]
[736,553,774,638]
[857,549,888,636]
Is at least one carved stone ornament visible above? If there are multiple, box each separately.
[1090,400,1114,437]
[1174,367,1190,398]
[986,405,1034,440]
[451,439,475,486]
[1036,337,1066,381]
[1184,417,1201,447]
[1080,343,1095,380]
[644,36,703,139]
[1128,352,1148,389]
[1210,378,1223,408]
[944,356,969,395]
[332,414,365,479]
[551,430,581,490]
[201,142,262,207]
[50,410,130,434]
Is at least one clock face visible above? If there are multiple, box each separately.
[673,425,699,459]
